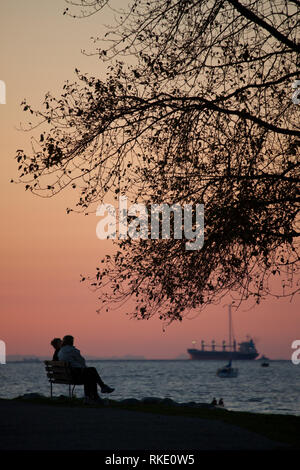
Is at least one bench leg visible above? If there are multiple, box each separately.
[72,385,76,398]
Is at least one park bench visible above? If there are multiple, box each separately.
[44,360,83,398]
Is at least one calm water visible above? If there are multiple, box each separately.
[0,360,299,416]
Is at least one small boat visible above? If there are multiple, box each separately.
[259,355,270,367]
[217,360,239,378]
[216,306,239,378]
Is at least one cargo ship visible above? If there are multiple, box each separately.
[187,338,259,360]
[187,305,259,360]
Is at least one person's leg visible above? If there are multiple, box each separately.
[86,367,114,393]
[86,367,105,387]
[84,381,92,398]
[71,368,98,400]
[81,368,99,400]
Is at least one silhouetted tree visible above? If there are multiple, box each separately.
[15,0,300,321]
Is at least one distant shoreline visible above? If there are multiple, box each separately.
[5,358,289,363]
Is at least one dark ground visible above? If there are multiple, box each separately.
[0,399,290,450]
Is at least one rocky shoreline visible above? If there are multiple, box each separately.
[16,392,225,409]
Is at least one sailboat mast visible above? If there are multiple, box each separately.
[229,304,232,351]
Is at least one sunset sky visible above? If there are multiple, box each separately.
[1,0,299,360]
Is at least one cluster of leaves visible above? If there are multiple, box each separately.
[16,0,300,321]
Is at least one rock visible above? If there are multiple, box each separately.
[18,393,45,400]
[181,401,198,407]
[119,398,141,405]
[195,403,215,409]
[142,397,163,404]
[160,398,177,406]
[56,395,72,400]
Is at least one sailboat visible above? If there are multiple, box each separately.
[259,355,270,367]
[217,305,239,378]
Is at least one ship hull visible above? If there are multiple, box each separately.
[187,349,259,360]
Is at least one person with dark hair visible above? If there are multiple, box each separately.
[58,335,114,403]
[50,338,62,361]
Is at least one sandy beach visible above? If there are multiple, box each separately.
[0,399,290,451]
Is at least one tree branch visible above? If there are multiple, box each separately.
[227,0,300,53]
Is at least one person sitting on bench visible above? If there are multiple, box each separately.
[51,338,62,361]
[58,335,114,402]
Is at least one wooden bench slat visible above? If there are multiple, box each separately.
[45,361,67,365]
[44,360,80,397]
[47,373,73,380]
[50,370,72,375]
[45,365,70,370]
[51,379,75,385]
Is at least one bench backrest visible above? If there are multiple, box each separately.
[44,360,74,384]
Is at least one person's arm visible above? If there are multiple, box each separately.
[72,348,86,367]
[57,348,65,361]
[52,350,59,361]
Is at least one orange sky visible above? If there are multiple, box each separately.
[0,0,299,360]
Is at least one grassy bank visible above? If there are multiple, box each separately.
[5,396,300,448]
